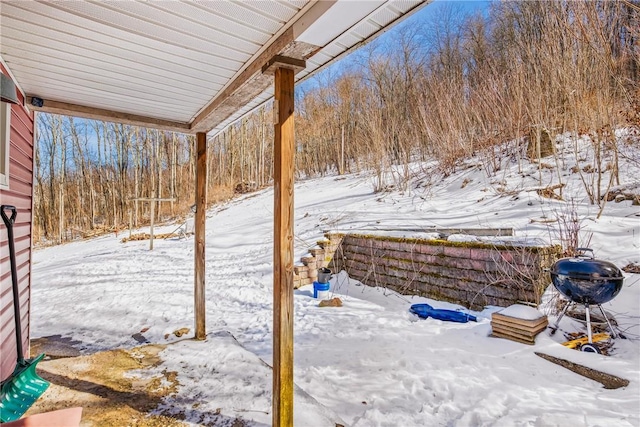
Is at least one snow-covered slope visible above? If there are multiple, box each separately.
[31,133,640,426]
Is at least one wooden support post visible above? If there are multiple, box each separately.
[194,132,207,340]
[272,66,295,427]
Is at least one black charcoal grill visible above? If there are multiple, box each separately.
[549,248,624,353]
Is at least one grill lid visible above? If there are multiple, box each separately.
[550,248,624,281]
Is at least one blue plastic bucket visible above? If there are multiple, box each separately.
[313,281,330,299]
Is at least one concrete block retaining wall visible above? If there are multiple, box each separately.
[293,234,342,289]
[325,233,560,310]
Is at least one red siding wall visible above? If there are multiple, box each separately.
[0,64,35,383]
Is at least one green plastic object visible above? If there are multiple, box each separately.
[0,354,50,422]
[1,205,50,422]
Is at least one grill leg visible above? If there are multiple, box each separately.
[597,304,618,339]
[549,300,572,335]
[584,304,594,344]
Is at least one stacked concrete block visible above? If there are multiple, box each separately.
[293,232,344,289]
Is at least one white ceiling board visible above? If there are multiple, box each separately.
[8,68,196,121]
[191,1,282,35]
[0,14,235,86]
[2,38,214,104]
[231,0,305,25]
[315,44,345,59]
[89,1,264,54]
[295,1,381,46]
[352,20,383,39]
[3,2,245,71]
[1,0,430,133]
[145,2,272,44]
[369,3,405,27]
[1,27,221,93]
[49,1,255,60]
[1,0,308,124]
[7,61,206,110]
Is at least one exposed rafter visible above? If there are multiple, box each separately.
[189,27,319,133]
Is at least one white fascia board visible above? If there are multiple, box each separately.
[294,0,381,47]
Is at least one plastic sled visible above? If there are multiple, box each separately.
[410,303,477,323]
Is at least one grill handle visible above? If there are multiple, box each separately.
[576,248,594,258]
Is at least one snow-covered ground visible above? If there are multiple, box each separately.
[31,134,640,426]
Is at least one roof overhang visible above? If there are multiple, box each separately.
[1,0,429,135]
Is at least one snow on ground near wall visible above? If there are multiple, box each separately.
[147,332,345,426]
[32,135,640,426]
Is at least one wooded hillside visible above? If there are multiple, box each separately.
[33,0,639,244]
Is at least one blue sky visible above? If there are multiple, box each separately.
[297,0,491,94]
[394,0,490,35]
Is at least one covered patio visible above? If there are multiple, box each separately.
[0,1,429,424]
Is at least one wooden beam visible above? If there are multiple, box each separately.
[261,56,306,75]
[129,198,177,202]
[272,66,296,427]
[27,96,191,133]
[190,27,318,134]
[194,132,207,340]
[535,352,630,389]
